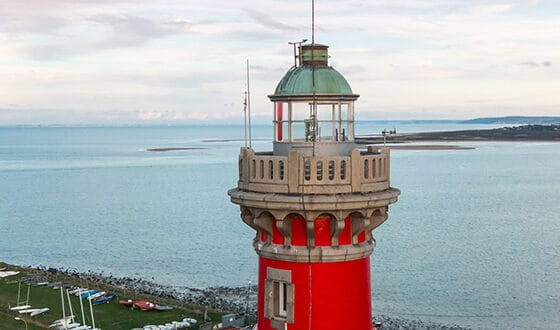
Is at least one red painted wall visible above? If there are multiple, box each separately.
[272,219,285,245]
[257,256,374,330]
[313,216,331,246]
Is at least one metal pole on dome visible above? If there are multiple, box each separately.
[243,91,248,148]
[246,59,252,148]
[311,0,315,44]
[310,0,317,156]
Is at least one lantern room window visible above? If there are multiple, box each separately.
[273,100,354,143]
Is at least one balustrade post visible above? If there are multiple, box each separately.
[351,149,361,192]
[241,148,254,190]
[288,150,299,194]
[383,148,391,183]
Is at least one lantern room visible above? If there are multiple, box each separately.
[269,44,359,157]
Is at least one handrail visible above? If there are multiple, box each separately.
[238,147,390,194]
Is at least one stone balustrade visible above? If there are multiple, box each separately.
[237,147,390,195]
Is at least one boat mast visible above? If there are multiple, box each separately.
[60,287,68,330]
[79,289,87,327]
[66,289,75,324]
[25,284,30,306]
[16,280,21,306]
[89,295,96,329]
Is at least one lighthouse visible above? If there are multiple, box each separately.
[228,42,400,330]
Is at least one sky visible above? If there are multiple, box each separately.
[0,0,559,125]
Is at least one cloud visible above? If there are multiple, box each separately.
[519,61,553,67]
[136,110,244,122]
[469,4,516,16]
[0,1,70,36]
[14,14,198,61]
[89,14,193,43]
[138,111,163,120]
[243,8,299,32]
[2,0,560,124]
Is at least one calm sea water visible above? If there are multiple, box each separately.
[1,123,559,330]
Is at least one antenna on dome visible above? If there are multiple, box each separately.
[311,0,315,44]
[246,59,252,148]
[243,90,248,148]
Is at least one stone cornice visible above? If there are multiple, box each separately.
[255,239,376,263]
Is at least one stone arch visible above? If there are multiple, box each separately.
[254,211,274,243]
[240,207,256,229]
[349,211,367,245]
[366,208,388,234]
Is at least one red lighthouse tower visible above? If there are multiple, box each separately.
[229,43,399,330]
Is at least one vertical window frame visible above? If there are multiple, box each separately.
[264,267,294,329]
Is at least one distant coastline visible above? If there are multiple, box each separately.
[386,145,475,150]
[460,116,560,125]
[357,124,560,144]
[147,147,206,152]
[2,115,558,128]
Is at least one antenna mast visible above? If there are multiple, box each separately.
[246,59,252,148]
[311,0,315,44]
[311,0,317,156]
[243,91,248,148]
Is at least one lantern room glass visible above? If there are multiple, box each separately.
[274,100,354,143]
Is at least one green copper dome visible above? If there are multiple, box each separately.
[273,65,353,96]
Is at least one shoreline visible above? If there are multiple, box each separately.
[1,262,472,330]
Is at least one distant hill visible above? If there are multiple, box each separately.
[356,124,560,143]
[462,116,560,124]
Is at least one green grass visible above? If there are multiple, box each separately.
[0,263,227,330]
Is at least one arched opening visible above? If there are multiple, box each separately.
[272,218,285,245]
[290,214,307,246]
[338,215,352,245]
[314,214,333,247]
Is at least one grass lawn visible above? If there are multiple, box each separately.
[1,263,227,330]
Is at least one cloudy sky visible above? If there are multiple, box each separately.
[0,0,558,125]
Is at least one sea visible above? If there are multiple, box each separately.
[1,122,559,330]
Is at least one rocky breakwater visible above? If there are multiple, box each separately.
[33,266,472,330]
[36,266,258,318]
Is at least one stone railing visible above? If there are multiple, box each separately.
[237,147,390,194]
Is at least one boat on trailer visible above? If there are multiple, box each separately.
[93,293,115,305]
[154,304,173,311]
[134,300,156,311]
[80,290,98,299]
[86,291,106,301]
[119,299,134,306]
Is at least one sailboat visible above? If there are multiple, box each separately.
[86,291,106,301]
[30,307,50,316]
[93,293,115,305]
[80,290,99,299]
[88,294,101,330]
[9,281,31,311]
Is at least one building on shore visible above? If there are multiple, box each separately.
[229,41,400,330]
